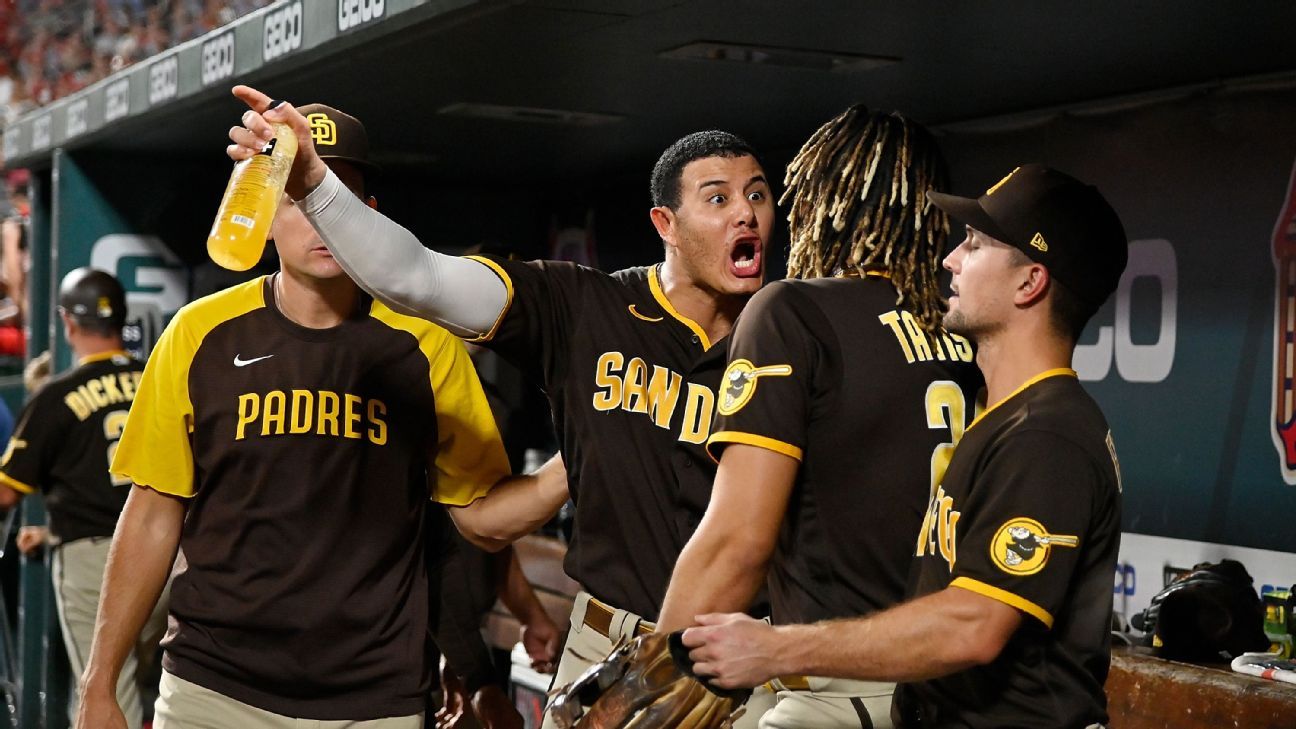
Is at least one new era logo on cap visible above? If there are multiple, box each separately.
[930,164,1128,309]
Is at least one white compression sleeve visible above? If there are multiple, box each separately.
[298,168,508,338]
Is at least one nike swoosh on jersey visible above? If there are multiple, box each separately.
[628,304,663,323]
[233,354,275,367]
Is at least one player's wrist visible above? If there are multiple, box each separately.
[79,666,122,697]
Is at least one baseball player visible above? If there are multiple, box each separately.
[652,107,982,729]
[0,268,166,729]
[76,103,567,729]
[680,164,1127,729]
[225,83,777,727]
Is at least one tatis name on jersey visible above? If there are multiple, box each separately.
[878,310,974,365]
[235,389,388,444]
[591,351,715,444]
[916,484,961,571]
[64,371,143,421]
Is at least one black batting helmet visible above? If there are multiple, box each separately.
[58,267,126,331]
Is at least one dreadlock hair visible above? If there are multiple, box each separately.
[782,105,951,332]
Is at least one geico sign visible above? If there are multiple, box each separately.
[338,0,384,31]
[263,1,303,62]
[105,79,130,122]
[201,32,236,86]
[148,56,179,105]
[66,98,88,137]
[1074,239,1178,383]
[33,115,51,149]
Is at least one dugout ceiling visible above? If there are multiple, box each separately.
[3,0,1296,183]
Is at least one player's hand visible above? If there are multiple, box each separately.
[435,657,470,729]
[74,682,128,729]
[470,684,524,729]
[16,526,48,556]
[227,85,328,201]
[682,613,781,690]
[520,611,561,673]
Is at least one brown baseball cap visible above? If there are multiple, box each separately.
[297,103,380,175]
[929,164,1127,309]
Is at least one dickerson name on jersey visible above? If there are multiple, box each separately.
[64,371,144,421]
[235,389,388,444]
[591,351,715,444]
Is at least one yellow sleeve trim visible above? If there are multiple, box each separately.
[462,255,515,343]
[967,368,1077,433]
[369,302,510,505]
[111,277,267,498]
[0,471,35,495]
[951,576,1054,629]
[648,265,712,351]
[707,431,803,463]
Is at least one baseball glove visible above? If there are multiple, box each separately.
[548,631,749,729]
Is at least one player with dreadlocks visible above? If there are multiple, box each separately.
[782,104,948,330]
[646,105,984,728]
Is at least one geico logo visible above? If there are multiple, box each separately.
[105,79,130,121]
[33,115,51,148]
[338,0,385,31]
[66,99,88,137]
[148,57,179,104]
[201,33,236,86]
[263,1,303,62]
[1074,239,1178,383]
[235,389,388,444]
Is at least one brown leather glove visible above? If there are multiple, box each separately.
[548,631,749,729]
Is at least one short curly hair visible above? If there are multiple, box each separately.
[650,131,759,210]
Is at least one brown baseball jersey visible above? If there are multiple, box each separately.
[0,351,143,543]
[708,275,983,623]
[900,370,1122,728]
[111,275,509,720]
[468,256,725,620]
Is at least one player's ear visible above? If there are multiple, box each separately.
[1014,264,1050,307]
[649,206,676,248]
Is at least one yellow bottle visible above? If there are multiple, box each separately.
[207,122,299,271]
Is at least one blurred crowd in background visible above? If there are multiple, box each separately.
[0,0,273,127]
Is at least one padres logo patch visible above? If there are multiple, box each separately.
[989,517,1078,576]
[718,359,792,415]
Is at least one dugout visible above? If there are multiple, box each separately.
[3,1,1296,726]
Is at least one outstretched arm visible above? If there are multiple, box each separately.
[226,85,507,337]
[655,444,796,632]
[447,454,568,552]
[681,585,1023,689]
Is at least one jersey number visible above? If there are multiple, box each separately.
[103,410,129,487]
[925,381,967,497]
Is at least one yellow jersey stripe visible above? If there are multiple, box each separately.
[79,349,130,365]
[0,471,35,494]
[707,431,804,463]
[462,255,515,343]
[367,303,510,506]
[967,368,1076,433]
[951,576,1055,629]
[648,265,712,351]
[110,277,267,497]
